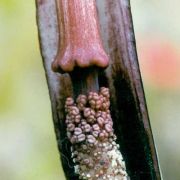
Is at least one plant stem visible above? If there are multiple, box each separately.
[70,68,99,98]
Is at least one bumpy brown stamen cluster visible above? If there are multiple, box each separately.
[65,87,128,180]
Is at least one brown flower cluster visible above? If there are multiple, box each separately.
[65,87,128,180]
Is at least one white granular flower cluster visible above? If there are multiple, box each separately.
[65,87,128,180]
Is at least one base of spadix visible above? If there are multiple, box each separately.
[65,87,128,179]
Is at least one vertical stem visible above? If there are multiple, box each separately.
[70,68,99,98]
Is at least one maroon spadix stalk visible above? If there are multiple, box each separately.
[52,0,110,96]
[52,0,109,73]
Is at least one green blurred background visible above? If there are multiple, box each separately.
[0,0,179,179]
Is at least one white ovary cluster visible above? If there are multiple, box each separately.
[65,87,128,180]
